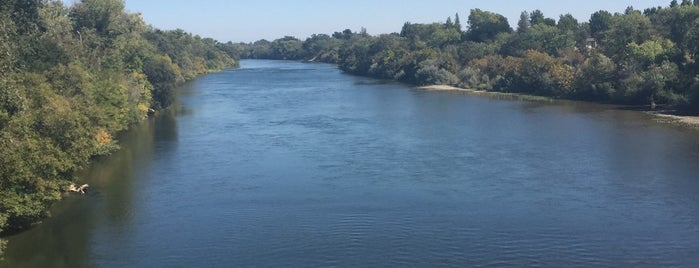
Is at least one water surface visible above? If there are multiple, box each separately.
[3,60,699,267]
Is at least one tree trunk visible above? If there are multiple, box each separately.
[650,94,657,110]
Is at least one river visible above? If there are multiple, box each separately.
[3,60,699,267]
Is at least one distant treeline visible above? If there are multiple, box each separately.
[0,0,237,253]
[229,1,699,112]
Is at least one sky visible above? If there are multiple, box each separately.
[62,0,671,43]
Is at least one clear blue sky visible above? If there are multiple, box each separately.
[63,0,670,43]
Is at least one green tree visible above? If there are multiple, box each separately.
[574,53,617,100]
[530,10,556,26]
[642,61,680,108]
[589,10,612,38]
[454,13,462,31]
[270,36,305,60]
[144,55,179,109]
[601,12,653,61]
[501,24,575,56]
[557,14,579,33]
[517,11,530,33]
[518,50,575,96]
[465,9,512,42]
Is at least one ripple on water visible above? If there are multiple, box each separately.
[5,60,699,267]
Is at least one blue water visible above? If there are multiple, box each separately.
[4,60,699,267]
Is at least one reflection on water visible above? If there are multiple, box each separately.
[1,105,175,267]
[3,60,699,267]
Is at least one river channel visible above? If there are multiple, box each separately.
[3,60,699,267]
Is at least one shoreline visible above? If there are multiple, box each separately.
[415,85,555,102]
[416,84,699,129]
[649,112,699,128]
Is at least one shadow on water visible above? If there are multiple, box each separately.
[0,106,179,268]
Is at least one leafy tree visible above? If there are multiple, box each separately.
[627,38,679,65]
[338,34,374,75]
[557,14,579,33]
[144,55,179,109]
[530,10,556,26]
[601,12,653,61]
[465,9,512,42]
[517,11,530,33]
[303,34,342,63]
[642,61,681,108]
[269,36,304,60]
[589,10,612,38]
[518,50,575,96]
[454,13,462,31]
[501,24,575,56]
[70,0,126,38]
[574,53,617,100]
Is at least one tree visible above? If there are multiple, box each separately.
[589,10,612,38]
[574,53,617,100]
[501,24,575,56]
[557,14,579,33]
[518,50,575,96]
[303,34,342,63]
[642,61,680,108]
[465,9,512,42]
[270,36,304,60]
[601,12,653,61]
[144,55,179,109]
[517,11,530,33]
[454,13,462,31]
[70,0,126,37]
[627,38,678,66]
[530,10,556,26]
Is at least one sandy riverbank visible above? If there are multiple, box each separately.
[417,85,699,129]
[415,85,554,102]
[650,112,699,128]
[416,85,474,92]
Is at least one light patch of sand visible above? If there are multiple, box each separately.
[652,113,699,128]
[416,85,554,102]
[416,85,474,92]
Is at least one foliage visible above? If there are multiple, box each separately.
[464,9,513,42]
[235,2,699,111]
[573,53,617,100]
[0,0,237,252]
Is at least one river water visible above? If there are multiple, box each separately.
[3,60,699,267]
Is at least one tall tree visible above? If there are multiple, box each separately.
[557,14,579,33]
[589,10,612,38]
[517,11,530,33]
[530,9,556,26]
[465,9,512,42]
[454,13,462,31]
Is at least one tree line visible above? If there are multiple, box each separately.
[230,1,699,112]
[0,0,238,254]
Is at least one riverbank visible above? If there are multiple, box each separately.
[650,112,699,128]
[416,85,556,102]
[417,84,699,129]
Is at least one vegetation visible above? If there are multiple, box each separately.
[0,0,237,254]
[233,2,699,113]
